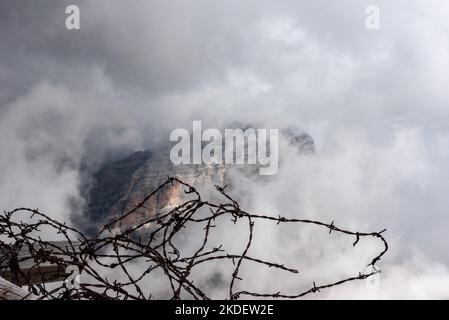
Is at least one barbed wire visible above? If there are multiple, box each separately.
[0,177,388,300]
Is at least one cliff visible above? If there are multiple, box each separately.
[85,130,314,232]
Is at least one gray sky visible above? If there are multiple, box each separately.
[1,0,449,298]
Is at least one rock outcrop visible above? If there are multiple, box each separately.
[85,130,314,232]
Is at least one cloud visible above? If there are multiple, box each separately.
[1,0,449,298]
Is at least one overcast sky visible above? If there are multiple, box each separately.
[1,0,449,298]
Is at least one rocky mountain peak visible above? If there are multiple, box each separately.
[85,130,315,232]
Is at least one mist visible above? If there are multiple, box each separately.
[1,0,449,298]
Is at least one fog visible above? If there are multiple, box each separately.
[1,0,449,298]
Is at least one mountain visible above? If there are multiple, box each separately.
[84,130,315,232]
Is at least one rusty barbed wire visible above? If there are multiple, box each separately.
[0,177,388,300]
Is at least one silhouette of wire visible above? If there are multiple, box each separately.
[0,177,388,300]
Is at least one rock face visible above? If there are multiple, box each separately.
[86,146,227,232]
[85,131,314,231]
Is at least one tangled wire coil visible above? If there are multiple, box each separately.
[0,177,388,300]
